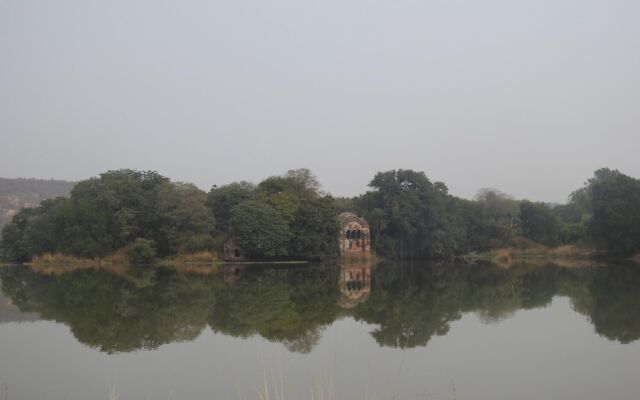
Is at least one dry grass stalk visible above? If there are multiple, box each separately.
[174,251,218,263]
[484,245,595,269]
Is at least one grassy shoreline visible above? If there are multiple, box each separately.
[7,246,637,272]
[473,245,629,269]
[21,251,313,269]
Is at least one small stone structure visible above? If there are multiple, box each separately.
[338,212,371,255]
[223,238,244,261]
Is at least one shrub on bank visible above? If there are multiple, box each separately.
[126,238,157,264]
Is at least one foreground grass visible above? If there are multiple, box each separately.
[105,350,459,400]
[106,380,459,400]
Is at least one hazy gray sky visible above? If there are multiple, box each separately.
[1,0,639,203]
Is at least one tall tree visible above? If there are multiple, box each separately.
[357,169,470,258]
[230,200,290,258]
[586,169,640,255]
[288,196,340,260]
[155,182,215,254]
[519,201,560,246]
[207,182,255,233]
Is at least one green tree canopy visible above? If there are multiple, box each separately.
[519,201,560,246]
[355,169,474,258]
[586,168,640,255]
[1,170,216,261]
[230,200,290,258]
[206,181,255,233]
[155,182,215,254]
[226,169,339,261]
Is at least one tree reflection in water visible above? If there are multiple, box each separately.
[1,260,639,353]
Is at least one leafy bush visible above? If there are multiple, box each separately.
[230,200,290,258]
[126,238,157,264]
[183,234,216,253]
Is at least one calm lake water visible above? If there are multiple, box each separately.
[1,261,640,400]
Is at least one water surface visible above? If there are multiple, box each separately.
[1,261,639,399]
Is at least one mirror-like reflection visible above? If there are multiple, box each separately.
[353,262,640,347]
[338,262,371,309]
[2,260,640,354]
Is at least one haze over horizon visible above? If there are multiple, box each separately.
[2,0,639,203]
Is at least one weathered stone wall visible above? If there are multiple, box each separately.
[338,212,371,255]
[223,239,244,261]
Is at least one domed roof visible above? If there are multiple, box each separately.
[339,211,357,220]
[339,212,369,228]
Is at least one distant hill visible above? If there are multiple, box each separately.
[0,177,76,227]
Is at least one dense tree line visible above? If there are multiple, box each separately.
[579,168,640,255]
[1,167,639,262]
[208,168,340,260]
[0,168,339,262]
[349,170,527,258]
[350,168,640,258]
[542,168,640,256]
[0,170,215,261]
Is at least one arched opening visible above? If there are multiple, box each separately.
[346,230,352,239]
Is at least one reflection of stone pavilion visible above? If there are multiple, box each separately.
[222,264,244,286]
[338,212,371,256]
[338,263,372,309]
